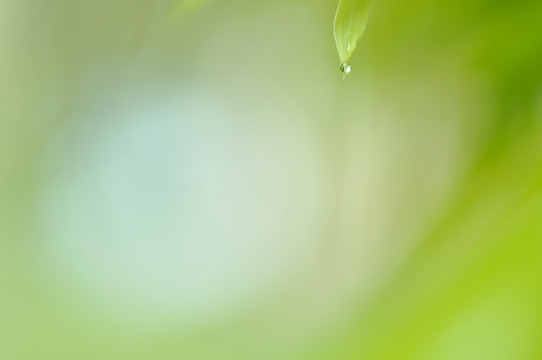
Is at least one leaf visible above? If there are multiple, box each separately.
[164,0,211,25]
[333,0,373,77]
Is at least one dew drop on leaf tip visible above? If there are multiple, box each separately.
[340,62,352,79]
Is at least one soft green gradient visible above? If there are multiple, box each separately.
[1,0,542,359]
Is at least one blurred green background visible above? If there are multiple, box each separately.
[1,0,542,359]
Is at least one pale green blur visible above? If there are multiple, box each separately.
[1,0,542,359]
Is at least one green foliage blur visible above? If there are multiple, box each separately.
[1,0,542,359]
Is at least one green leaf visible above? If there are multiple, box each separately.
[333,0,373,77]
[164,0,211,25]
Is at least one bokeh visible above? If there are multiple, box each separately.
[1,0,542,359]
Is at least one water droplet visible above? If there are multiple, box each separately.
[340,62,351,78]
